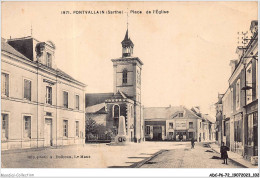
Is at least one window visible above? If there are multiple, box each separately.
[75,121,79,137]
[231,88,234,112]
[75,95,79,110]
[46,52,52,67]
[63,120,68,137]
[234,118,242,142]
[113,105,120,118]
[46,86,52,105]
[179,113,183,117]
[247,114,253,146]
[122,69,127,84]
[189,122,193,128]
[169,123,173,129]
[1,73,9,97]
[24,79,32,101]
[63,91,68,108]
[246,64,253,104]
[189,132,193,139]
[24,116,31,138]
[200,122,202,129]
[223,120,226,136]
[236,80,240,109]
[1,114,8,140]
[146,126,150,134]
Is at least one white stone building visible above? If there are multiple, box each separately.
[1,36,86,150]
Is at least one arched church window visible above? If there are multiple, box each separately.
[123,69,127,84]
[113,104,120,118]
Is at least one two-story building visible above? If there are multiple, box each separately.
[216,20,258,161]
[144,105,214,142]
[1,36,86,150]
[215,94,224,145]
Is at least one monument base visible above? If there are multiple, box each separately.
[108,135,128,146]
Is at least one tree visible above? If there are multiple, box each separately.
[85,118,114,141]
[85,118,97,134]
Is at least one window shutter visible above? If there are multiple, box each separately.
[50,87,52,104]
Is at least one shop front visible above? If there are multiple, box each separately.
[244,100,258,160]
[233,113,243,156]
[175,131,187,141]
[145,121,166,141]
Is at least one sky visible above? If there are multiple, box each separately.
[1,1,258,117]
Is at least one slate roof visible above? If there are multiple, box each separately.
[85,103,107,114]
[86,93,114,107]
[2,37,86,87]
[144,105,203,121]
[1,38,31,61]
[56,68,76,81]
[110,91,130,99]
[202,114,216,123]
[121,29,134,47]
[144,107,169,120]
[85,90,133,109]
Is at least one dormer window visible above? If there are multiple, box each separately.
[46,52,52,68]
[178,113,183,117]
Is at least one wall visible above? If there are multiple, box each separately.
[1,49,85,150]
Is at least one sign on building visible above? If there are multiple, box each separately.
[176,121,187,130]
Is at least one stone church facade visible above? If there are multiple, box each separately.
[86,29,145,142]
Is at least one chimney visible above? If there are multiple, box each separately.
[236,46,244,60]
[250,20,258,34]
[218,93,224,100]
[195,106,200,111]
[229,60,238,74]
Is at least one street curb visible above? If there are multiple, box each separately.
[209,144,248,168]
[130,149,169,168]
[1,144,85,155]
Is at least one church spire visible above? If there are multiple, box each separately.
[121,29,134,57]
[121,10,134,57]
[124,29,128,41]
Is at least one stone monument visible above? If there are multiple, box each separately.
[113,116,127,145]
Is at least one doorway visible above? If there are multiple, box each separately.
[153,126,162,140]
[44,118,52,146]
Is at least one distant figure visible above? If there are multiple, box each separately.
[220,142,229,165]
[183,135,186,141]
[191,137,195,149]
[179,134,183,141]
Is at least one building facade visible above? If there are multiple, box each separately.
[1,36,86,150]
[215,94,224,145]
[85,29,145,143]
[144,106,215,142]
[216,20,258,161]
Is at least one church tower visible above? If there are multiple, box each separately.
[112,29,143,104]
[111,29,144,142]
